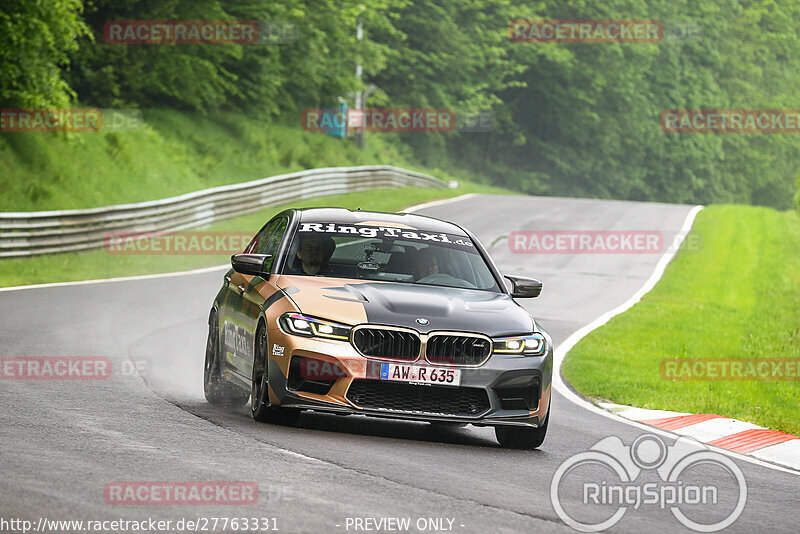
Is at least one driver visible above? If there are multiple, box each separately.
[413,247,439,280]
[295,236,335,275]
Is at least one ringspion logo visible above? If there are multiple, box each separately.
[551,434,746,532]
[510,19,663,43]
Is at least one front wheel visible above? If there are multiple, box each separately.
[494,413,548,449]
[204,310,249,406]
[250,322,300,425]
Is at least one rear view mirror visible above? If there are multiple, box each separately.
[231,254,273,277]
[504,275,542,298]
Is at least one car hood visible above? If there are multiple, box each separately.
[276,275,535,336]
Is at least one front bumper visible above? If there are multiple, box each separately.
[266,326,552,428]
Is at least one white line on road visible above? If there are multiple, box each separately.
[0,264,229,293]
[403,193,479,213]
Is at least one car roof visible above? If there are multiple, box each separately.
[295,207,469,236]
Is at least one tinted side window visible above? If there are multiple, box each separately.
[246,216,288,271]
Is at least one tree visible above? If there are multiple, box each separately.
[0,0,89,107]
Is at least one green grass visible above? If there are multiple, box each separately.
[0,181,512,288]
[562,205,800,435]
[0,109,422,211]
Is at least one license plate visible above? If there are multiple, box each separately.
[380,363,461,386]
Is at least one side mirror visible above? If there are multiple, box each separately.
[231,254,273,277]
[505,275,542,298]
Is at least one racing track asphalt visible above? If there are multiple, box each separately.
[1,194,798,533]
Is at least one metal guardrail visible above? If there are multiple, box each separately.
[0,165,448,258]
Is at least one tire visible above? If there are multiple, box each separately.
[494,412,548,450]
[250,322,300,425]
[204,310,249,406]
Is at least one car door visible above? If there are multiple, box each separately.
[220,215,289,380]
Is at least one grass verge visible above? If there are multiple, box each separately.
[0,109,424,211]
[562,205,800,435]
[0,182,512,288]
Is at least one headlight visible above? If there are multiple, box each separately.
[279,313,351,340]
[492,333,547,356]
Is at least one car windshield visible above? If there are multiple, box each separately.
[280,221,501,292]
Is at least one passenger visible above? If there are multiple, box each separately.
[413,247,439,280]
